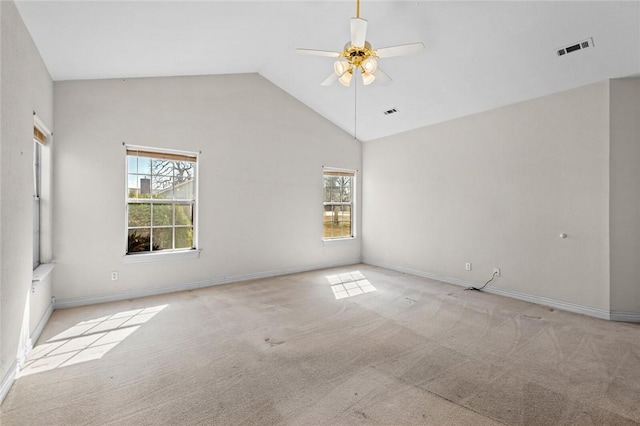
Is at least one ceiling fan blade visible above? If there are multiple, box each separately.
[350,18,368,48]
[373,68,392,86]
[296,48,341,58]
[375,42,425,58]
[321,72,339,86]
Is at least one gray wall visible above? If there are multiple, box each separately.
[362,82,612,313]
[610,78,640,315]
[53,74,361,303]
[0,0,54,392]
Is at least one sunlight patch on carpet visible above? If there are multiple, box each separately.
[19,304,168,377]
[327,271,376,299]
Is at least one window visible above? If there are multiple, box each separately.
[33,128,45,269]
[323,168,355,239]
[126,147,197,255]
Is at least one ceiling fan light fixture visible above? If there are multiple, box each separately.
[334,61,351,76]
[297,0,423,87]
[362,57,377,74]
[362,72,375,85]
[338,70,353,86]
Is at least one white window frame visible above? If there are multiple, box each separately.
[33,137,42,270]
[322,167,356,241]
[124,145,200,263]
[32,115,55,285]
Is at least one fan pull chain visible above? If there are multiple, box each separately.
[354,75,358,140]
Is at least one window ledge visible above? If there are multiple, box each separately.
[123,249,200,264]
[32,263,55,282]
[323,237,357,243]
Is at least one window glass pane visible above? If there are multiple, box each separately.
[153,228,173,251]
[174,179,193,200]
[152,176,173,199]
[152,204,173,226]
[344,203,352,236]
[175,204,193,226]
[128,175,138,194]
[128,203,151,227]
[342,184,351,202]
[175,227,194,249]
[174,162,194,180]
[323,183,331,202]
[140,176,151,197]
[138,157,151,175]
[323,205,333,223]
[323,224,332,239]
[128,228,152,253]
[322,171,354,239]
[330,187,341,202]
[151,158,175,198]
[33,198,40,269]
[127,156,137,174]
[174,161,195,199]
[126,150,197,254]
[152,159,175,178]
[127,175,151,198]
[324,205,348,238]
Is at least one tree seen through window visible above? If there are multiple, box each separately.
[126,149,197,254]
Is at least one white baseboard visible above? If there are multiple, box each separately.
[1,298,56,406]
[0,360,18,407]
[55,259,362,309]
[610,311,640,323]
[32,298,55,345]
[363,259,613,321]
[486,286,611,320]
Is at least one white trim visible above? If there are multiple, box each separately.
[0,298,55,405]
[32,262,55,282]
[363,259,612,320]
[125,144,198,158]
[55,258,362,309]
[17,340,32,371]
[610,311,640,323]
[124,145,199,256]
[32,298,55,346]
[323,236,358,243]
[323,167,357,240]
[487,286,611,320]
[33,114,52,137]
[0,360,18,406]
[124,249,200,264]
[322,166,358,174]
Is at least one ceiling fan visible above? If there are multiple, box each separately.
[296,0,424,87]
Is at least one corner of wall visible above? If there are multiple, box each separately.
[609,77,640,318]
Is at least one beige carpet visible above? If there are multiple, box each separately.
[2,264,640,425]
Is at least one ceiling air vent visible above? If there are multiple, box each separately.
[557,37,594,57]
[383,108,398,115]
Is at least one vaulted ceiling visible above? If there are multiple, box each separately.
[15,1,640,141]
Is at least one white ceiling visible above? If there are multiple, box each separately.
[15,1,640,141]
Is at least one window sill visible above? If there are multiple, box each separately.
[123,249,201,264]
[323,237,357,243]
[32,263,55,282]
[32,263,55,293]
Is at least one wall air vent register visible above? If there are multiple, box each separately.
[557,37,594,56]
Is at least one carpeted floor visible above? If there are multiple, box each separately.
[2,264,640,425]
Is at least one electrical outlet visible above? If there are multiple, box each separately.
[494,268,501,277]
[465,263,472,271]
[110,271,118,281]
